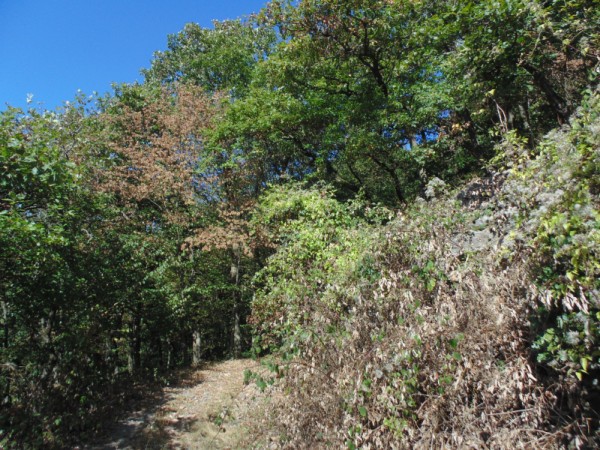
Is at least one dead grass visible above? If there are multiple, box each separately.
[254,173,598,448]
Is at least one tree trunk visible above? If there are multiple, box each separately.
[128,313,141,375]
[233,309,242,358]
[1,301,8,351]
[409,135,418,150]
[192,329,202,367]
[368,154,405,203]
[39,310,54,344]
[166,339,172,369]
[522,63,569,124]
[1,301,10,405]
[157,336,163,370]
[231,246,242,358]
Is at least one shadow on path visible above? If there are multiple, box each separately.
[82,359,260,450]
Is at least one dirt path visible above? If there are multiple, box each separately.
[85,359,274,449]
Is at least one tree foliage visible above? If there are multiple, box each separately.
[0,0,598,447]
[143,19,276,97]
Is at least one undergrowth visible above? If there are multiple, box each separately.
[249,91,600,448]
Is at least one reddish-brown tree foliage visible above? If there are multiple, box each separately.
[97,84,223,224]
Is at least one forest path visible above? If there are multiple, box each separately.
[86,359,273,450]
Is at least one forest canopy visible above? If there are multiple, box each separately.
[1,0,598,447]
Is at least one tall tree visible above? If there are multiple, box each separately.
[143,19,276,98]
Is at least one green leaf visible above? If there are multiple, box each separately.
[581,358,589,372]
[358,406,368,418]
[426,278,436,291]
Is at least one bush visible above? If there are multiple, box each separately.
[249,92,599,448]
[498,90,600,381]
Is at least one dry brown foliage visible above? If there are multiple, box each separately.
[183,201,257,255]
[96,85,222,223]
[261,177,596,449]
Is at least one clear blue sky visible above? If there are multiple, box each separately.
[0,0,268,110]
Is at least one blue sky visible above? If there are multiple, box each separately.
[0,0,268,110]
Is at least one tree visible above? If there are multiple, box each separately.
[143,19,276,98]
[225,0,462,204]
[0,101,122,446]
[446,0,597,137]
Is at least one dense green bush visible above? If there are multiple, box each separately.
[250,182,389,351]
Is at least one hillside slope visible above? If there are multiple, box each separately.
[249,91,599,448]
